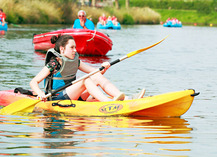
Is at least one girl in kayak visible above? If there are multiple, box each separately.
[30,34,125,102]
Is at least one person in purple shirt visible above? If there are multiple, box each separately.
[72,10,95,30]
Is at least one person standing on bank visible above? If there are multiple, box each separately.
[30,34,125,102]
[72,10,95,30]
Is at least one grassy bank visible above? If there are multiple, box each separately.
[120,0,217,26]
[0,0,160,25]
[1,0,217,26]
[157,9,217,26]
[0,0,62,24]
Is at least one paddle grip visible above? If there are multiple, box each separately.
[99,59,120,71]
[99,66,105,71]
[110,59,120,66]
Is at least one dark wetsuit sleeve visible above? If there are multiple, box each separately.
[46,57,61,74]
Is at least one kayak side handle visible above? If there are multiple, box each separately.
[52,103,76,107]
[191,92,200,97]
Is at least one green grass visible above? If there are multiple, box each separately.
[1,0,161,25]
[156,9,217,26]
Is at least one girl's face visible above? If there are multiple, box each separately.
[60,39,77,59]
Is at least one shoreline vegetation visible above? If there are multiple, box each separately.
[1,0,217,27]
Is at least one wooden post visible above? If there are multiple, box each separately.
[92,0,96,7]
[126,0,129,9]
[115,0,119,9]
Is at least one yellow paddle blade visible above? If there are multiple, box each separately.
[127,35,169,58]
[0,98,40,115]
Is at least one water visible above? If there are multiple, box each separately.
[0,25,217,156]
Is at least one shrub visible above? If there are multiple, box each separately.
[122,14,134,25]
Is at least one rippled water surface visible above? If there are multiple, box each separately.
[0,25,217,156]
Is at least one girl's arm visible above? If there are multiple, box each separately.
[79,60,110,74]
[30,66,50,101]
[78,60,97,73]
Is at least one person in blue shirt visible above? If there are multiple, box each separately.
[72,10,95,30]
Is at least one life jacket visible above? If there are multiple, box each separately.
[44,48,80,99]
[0,13,6,22]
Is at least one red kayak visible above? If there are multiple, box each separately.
[33,29,113,56]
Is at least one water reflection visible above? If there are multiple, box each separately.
[79,55,110,64]
[34,51,46,60]
[0,30,6,38]
[0,114,193,156]
[2,24,216,156]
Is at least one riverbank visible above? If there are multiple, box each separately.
[157,9,217,26]
[1,0,217,26]
[0,0,160,25]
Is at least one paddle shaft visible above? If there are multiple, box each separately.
[45,36,168,98]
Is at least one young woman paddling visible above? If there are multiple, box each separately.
[30,34,125,102]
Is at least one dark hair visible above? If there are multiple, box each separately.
[51,34,74,52]
[0,9,3,12]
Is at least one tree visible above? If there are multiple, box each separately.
[126,0,129,9]
[92,0,96,7]
[115,0,119,9]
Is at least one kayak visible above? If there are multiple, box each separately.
[0,22,7,31]
[97,21,121,30]
[33,29,113,56]
[0,89,199,117]
[163,21,182,27]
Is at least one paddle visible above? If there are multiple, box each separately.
[0,36,168,115]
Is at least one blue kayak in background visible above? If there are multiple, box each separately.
[0,22,8,31]
[97,20,121,30]
[163,21,182,27]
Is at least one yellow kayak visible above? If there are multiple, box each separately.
[0,89,199,117]
[32,89,199,117]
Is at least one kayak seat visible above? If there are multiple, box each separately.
[14,87,35,96]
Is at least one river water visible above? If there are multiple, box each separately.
[0,25,217,156]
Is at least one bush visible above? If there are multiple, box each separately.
[6,11,19,24]
[119,0,215,12]
[122,14,134,25]
[196,2,212,14]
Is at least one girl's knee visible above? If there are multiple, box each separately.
[91,73,107,82]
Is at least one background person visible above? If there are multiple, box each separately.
[98,13,107,25]
[72,10,95,30]
[111,15,118,26]
[0,8,6,26]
